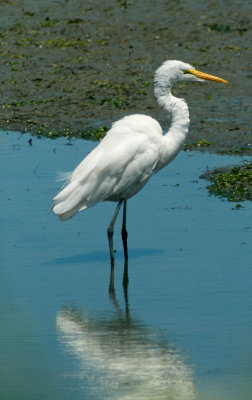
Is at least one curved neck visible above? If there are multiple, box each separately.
[154,85,190,171]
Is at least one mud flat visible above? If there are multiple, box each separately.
[0,0,251,154]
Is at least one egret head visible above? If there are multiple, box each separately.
[154,59,228,88]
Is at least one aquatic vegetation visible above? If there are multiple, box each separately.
[0,0,250,156]
[91,80,130,92]
[203,23,247,35]
[184,139,211,150]
[201,162,252,202]
[2,98,57,108]
[80,126,108,141]
[39,18,60,28]
[31,125,108,141]
[100,96,130,109]
[39,38,90,48]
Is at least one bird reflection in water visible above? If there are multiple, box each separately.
[56,288,196,400]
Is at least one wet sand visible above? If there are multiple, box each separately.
[0,0,251,154]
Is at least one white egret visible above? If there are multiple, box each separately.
[52,60,228,271]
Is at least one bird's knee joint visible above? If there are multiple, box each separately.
[107,227,113,237]
[121,228,128,239]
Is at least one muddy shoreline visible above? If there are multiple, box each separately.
[0,0,251,154]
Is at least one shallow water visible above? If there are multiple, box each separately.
[1,131,252,400]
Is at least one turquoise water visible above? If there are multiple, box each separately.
[1,131,252,399]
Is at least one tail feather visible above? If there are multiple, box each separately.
[53,181,88,221]
[54,203,88,221]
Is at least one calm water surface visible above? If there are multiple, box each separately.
[1,131,252,399]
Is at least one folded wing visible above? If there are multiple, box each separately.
[53,115,163,220]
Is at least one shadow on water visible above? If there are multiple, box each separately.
[56,287,196,400]
[45,248,164,266]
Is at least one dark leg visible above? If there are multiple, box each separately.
[109,264,115,294]
[123,266,130,323]
[121,200,128,261]
[121,200,129,288]
[123,258,129,290]
[107,200,123,292]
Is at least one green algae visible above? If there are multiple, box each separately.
[201,162,252,202]
[30,125,108,141]
[0,0,250,156]
[184,139,211,150]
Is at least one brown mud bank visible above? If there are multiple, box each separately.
[0,0,251,154]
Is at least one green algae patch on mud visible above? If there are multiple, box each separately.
[0,0,251,155]
[200,162,252,202]
[184,139,212,151]
[30,125,108,141]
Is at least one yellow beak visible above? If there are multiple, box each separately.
[187,69,229,84]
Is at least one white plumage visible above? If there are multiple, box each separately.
[52,60,228,269]
[53,115,163,220]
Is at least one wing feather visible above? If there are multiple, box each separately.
[53,115,163,220]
